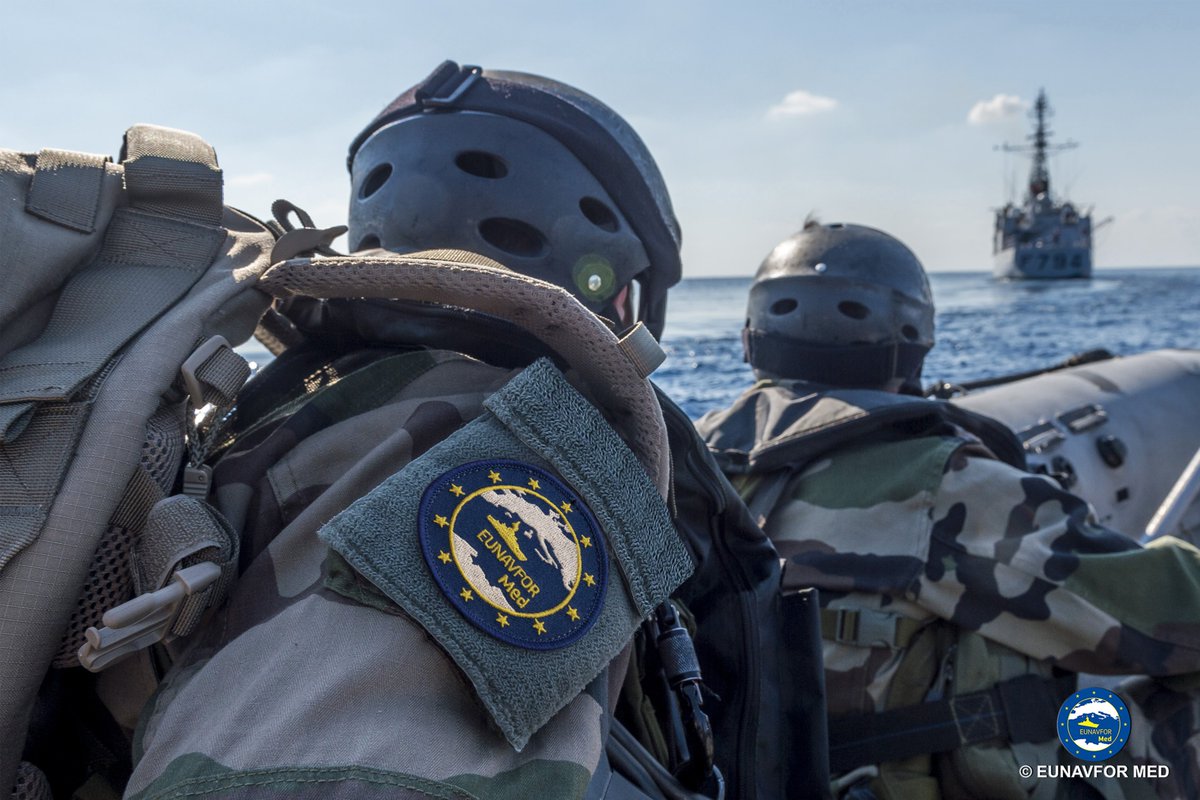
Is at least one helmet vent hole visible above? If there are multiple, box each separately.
[455,151,509,179]
[355,234,381,251]
[579,197,619,232]
[479,218,548,258]
[838,301,870,320]
[769,298,798,315]
[359,164,392,199]
[901,324,920,341]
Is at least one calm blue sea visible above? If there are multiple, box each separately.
[656,267,1200,419]
[238,267,1200,420]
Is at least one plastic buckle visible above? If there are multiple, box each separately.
[180,336,232,408]
[831,608,903,648]
[270,224,348,263]
[78,561,221,672]
[855,609,900,648]
[830,608,858,643]
[182,465,212,498]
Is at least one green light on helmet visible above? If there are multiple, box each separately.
[573,255,617,302]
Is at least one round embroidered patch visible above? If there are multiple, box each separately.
[419,459,608,650]
[1056,687,1131,761]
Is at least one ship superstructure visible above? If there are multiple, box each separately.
[993,90,1100,279]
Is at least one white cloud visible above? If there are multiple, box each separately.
[227,171,274,187]
[766,90,838,120]
[967,94,1026,126]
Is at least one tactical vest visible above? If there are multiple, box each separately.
[697,383,1075,800]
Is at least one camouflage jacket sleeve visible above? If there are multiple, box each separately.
[772,433,1200,679]
[124,350,624,800]
[918,443,1200,676]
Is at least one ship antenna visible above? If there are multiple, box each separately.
[1029,89,1052,198]
[998,89,1078,203]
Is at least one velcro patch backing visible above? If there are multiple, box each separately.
[320,359,692,749]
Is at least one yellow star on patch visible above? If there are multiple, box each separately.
[527,478,540,490]
[580,535,592,548]
[496,613,510,628]
[437,550,452,564]
[561,502,572,513]
[488,470,502,484]
[460,587,473,601]
[566,606,580,621]
[583,572,596,587]
[434,514,449,528]
[450,484,465,497]
[533,620,547,635]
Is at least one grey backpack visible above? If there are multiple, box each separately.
[0,125,279,798]
[0,128,688,800]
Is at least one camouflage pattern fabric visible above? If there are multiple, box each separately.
[697,382,1200,800]
[126,348,636,800]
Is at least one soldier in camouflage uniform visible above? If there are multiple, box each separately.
[697,221,1200,799]
[124,63,709,800]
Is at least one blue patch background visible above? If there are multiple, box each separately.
[1056,687,1131,761]
[419,459,608,650]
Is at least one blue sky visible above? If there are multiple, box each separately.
[5,0,1197,274]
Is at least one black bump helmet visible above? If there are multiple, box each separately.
[742,222,935,388]
[347,60,682,339]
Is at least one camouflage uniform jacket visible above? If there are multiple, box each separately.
[125,346,693,800]
[697,381,1200,800]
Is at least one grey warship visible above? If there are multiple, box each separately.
[992,90,1101,279]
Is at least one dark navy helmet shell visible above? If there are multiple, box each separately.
[347,61,682,339]
[743,221,935,388]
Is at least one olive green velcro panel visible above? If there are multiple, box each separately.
[25,149,112,233]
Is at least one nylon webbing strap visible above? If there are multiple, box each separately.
[71,478,239,673]
[131,495,238,637]
[25,149,112,233]
[189,343,250,408]
[827,673,1076,773]
[819,607,925,649]
[618,322,666,379]
[121,125,223,226]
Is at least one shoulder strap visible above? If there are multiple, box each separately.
[827,673,1076,773]
[259,249,671,496]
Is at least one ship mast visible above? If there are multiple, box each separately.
[1028,90,1052,197]
[999,88,1077,204]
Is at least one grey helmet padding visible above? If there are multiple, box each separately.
[743,222,935,387]
[347,61,681,340]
